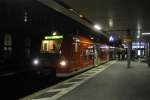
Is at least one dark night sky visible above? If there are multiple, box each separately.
[61,0,150,39]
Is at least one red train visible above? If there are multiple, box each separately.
[33,33,109,77]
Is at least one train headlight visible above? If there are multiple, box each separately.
[60,60,67,66]
[33,59,39,65]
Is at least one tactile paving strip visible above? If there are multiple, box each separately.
[68,78,83,82]
[53,84,73,89]
[33,91,59,99]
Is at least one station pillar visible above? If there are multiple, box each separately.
[123,30,132,68]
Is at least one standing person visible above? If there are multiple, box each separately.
[147,50,150,67]
[122,50,125,60]
[147,55,150,67]
[147,42,150,67]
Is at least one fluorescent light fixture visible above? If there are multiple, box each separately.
[109,46,115,49]
[109,19,113,27]
[94,24,102,30]
[142,33,150,35]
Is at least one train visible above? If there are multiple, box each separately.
[0,0,110,98]
[0,0,109,80]
[38,33,109,77]
[0,4,111,99]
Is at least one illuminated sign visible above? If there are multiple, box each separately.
[132,42,145,48]
[45,35,63,40]
[132,46,145,48]
[109,36,114,42]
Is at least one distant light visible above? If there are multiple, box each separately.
[52,32,57,36]
[132,46,144,48]
[137,35,140,38]
[109,46,115,49]
[24,17,27,22]
[88,46,93,48]
[142,33,150,35]
[94,24,102,30]
[79,14,84,18]
[45,35,63,40]
[138,29,140,34]
[33,59,39,65]
[69,8,74,11]
[24,12,28,23]
[43,40,49,44]
[90,37,94,40]
[138,50,141,56]
[100,45,109,49]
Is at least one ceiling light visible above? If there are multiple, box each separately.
[142,33,150,35]
[109,18,113,28]
[94,24,102,30]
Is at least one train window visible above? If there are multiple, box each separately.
[3,33,12,57]
[82,48,94,60]
[41,39,62,53]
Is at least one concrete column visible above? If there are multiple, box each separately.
[127,43,131,68]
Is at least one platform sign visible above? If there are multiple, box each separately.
[45,35,63,40]
[109,36,114,42]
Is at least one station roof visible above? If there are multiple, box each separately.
[58,0,150,41]
[37,0,108,38]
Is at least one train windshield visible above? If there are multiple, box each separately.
[40,36,63,53]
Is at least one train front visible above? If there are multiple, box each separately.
[32,34,64,77]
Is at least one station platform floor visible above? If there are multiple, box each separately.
[20,60,150,100]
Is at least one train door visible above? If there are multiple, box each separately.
[93,44,98,66]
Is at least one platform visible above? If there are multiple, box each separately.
[20,61,150,100]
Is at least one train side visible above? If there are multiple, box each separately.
[54,34,109,77]
[56,35,95,76]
